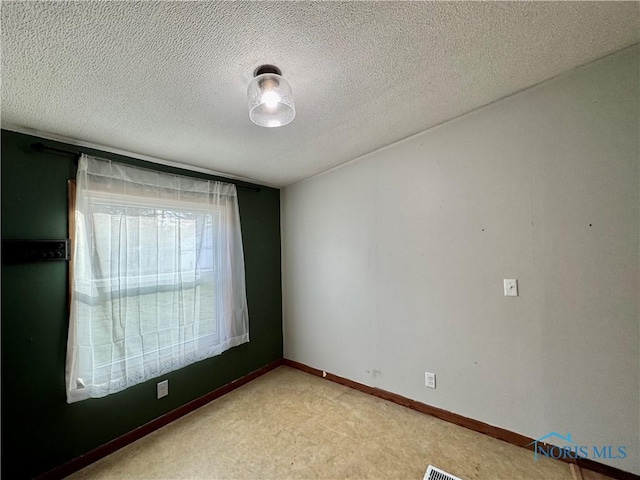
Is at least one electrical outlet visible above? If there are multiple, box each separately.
[425,372,436,389]
[157,380,169,399]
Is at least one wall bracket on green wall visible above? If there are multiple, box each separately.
[2,239,70,264]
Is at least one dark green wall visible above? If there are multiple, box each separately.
[1,130,283,479]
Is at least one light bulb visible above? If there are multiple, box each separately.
[247,69,295,128]
[262,90,281,109]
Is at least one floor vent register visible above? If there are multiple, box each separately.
[424,465,464,480]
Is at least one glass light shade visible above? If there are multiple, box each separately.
[247,73,295,127]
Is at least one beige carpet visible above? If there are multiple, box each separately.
[67,366,612,480]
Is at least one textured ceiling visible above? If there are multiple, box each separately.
[2,2,639,187]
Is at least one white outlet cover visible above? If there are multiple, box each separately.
[504,279,518,296]
[157,380,169,399]
[425,372,436,389]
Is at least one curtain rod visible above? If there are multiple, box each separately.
[30,142,261,192]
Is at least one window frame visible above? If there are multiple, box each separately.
[66,158,249,403]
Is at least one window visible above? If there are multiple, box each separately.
[66,155,249,403]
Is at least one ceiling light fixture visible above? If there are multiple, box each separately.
[247,65,295,128]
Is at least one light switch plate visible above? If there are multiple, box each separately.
[504,279,518,297]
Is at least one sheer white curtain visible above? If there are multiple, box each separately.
[66,155,249,403]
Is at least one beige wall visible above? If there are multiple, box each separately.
[282,45,639,474]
